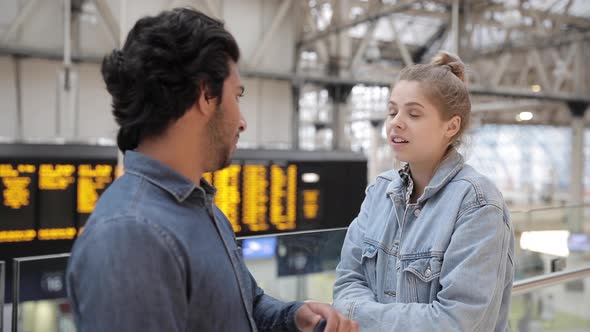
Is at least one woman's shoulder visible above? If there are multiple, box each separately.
[449,164,505,208]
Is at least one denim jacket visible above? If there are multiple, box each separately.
[333,149,514,331]
[66,151,302,332]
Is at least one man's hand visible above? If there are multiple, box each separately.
[295,302,358,332]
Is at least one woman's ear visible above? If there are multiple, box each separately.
[445,115,461,139]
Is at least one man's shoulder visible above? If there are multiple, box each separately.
[70,213,186,272]
[91,173,168,221]
[76,214,160,248]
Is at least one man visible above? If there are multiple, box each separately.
[66,8,357,332]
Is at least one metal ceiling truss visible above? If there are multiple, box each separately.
[292,0,590,125]
[3,0,590,125]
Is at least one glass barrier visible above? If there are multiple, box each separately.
[5,203,590,331]
[512,204,590,281]
[11,254,73,332]
[1,260,5,332]
[240,228,347,303]
[510,272,590,331]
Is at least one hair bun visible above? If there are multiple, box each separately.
[430,51,466,83]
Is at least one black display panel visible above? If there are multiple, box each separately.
[205,160,367,237]
[0,144,366,256]
[37,162,77,240]
[0,162,37,242]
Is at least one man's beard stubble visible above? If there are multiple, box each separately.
[206,106,232,171]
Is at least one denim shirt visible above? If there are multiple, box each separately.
[66,151,302,332]
[333,149,515,331]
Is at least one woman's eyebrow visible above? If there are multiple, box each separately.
[405,102,425,109]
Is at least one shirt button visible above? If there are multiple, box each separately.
[425,266,432,277]
[394,240,399,246]
[414,208,421,217]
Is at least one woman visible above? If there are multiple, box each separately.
[332,51,514,331]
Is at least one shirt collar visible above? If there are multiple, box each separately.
[386,148,464,202]
[123,151,216,203]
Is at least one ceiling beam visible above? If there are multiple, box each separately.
[466,29,590,60]
[297,0,414,48]
[2,46,589,104]
[2,0,40,44]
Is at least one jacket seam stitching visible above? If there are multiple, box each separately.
[126,169,193,202]
[472,222,509,332]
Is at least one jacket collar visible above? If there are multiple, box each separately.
[386,148,464,203]
[123,151,216,203]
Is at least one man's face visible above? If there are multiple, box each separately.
[206,61,247,171]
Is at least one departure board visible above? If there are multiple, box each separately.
[38,163,77,240]
[241,164,269,232]
[0,144,367,259]
[269,164,297,231]
[0,162,37,242]
[213,164,242,232]
[77,162,116,229]
[207,159,366,237]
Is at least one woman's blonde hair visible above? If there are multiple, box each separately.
[397,51,471,146]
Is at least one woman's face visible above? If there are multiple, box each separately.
[385,80,458,166]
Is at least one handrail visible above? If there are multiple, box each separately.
[11,252,71,262]
[510,202,590,214]
[512,265,590,296]
[236,227,348,240]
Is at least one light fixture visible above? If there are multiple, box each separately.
[302,173,320,183]
[520,230,570,257]
[530,84,541,92]
[516,111,534,122]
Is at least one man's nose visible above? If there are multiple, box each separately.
[239,114,247,132]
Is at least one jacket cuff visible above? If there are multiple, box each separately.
[347,301,356,320]
[332,300,356,320]
[287,301,305,332]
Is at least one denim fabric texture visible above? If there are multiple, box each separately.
[66,151,302,332]
[333,148,515,332]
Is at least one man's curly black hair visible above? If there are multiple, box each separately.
[101,8,240,152]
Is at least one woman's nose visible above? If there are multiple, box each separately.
[387,114,404,130]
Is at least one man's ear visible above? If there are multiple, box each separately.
[195,84,217,117]
[445,115,461,139]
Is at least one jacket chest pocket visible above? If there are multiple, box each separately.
[402,257,442,304]
[361,243,379,293]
